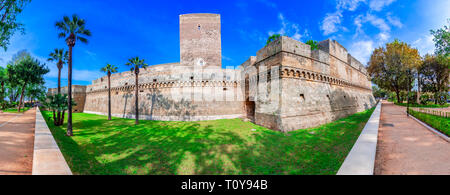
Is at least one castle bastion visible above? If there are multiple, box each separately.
[48,13,376,132]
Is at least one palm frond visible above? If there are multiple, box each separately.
[77,36,88,44]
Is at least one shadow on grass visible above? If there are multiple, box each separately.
[42,107,375,175]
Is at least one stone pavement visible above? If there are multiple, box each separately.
[0,108,36,175]
[375,101,450,175]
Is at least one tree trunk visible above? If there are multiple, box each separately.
[417,74,421,104]
[61,111,65,126]
[108,73,111,120]
[58,66,62,94]
[57,65,62,126]
[53,110,57,125]
[0,81,4,109]
[135,69,139,125]
[395,90,401,104]
[67,46,73,136]
[17,83,26,112]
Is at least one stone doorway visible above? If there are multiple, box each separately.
[245,99,255,121]
[244,75,255,121]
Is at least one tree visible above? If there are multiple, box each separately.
[0,0,31,51]
[100,64,118,120]
[42,94,76,126]
[55,14,91,136]
[266,34,281,45]
[367,39,421,103]
[125,57,148,125]
[47,48,68,94]
[372,85,387,99]
[25,83,46,105]
[419,54,449,103]
[0,66,6,109]
[7,55,49,112]
[306,40,319,50]
[431,19,450,58]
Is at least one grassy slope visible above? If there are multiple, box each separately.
[42,108,375,175]
[409,110,450,136]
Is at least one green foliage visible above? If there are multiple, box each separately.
[434,91,449,105]
[372,85,387,98]
[306,40,319,50]
[408,109,450,136]
[0,0,32,51]
[420,94,430,105]
[266,34,281,46]
[7,55,49,111]
[431,19,450,58]
[100,64,118,76]
[125,57,148,74]
[419,54,449,93]
[42,94,76,126]
[48,48,68,69]
[55,14,92,45]
[42,107,375,175]
[367,39,421,103]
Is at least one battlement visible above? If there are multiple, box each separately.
[255,36,368,76]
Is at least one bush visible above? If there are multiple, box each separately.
[434,92,449,105]
[420,94,430,105]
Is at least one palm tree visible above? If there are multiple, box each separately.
[125,57,148,125]
[100,64,118,120]
[55,14,91,136]
[47,48,68,94]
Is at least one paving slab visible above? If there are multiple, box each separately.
[374,102,450,175]
[337,102,381,175]
[32,107,72,175]
[0,109,36,175]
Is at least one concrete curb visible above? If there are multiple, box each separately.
[407,112,450,143]
[337,102,381,175]
[32,107,72,175]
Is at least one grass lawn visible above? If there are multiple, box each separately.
[395,102,449,108]
[2,107,31,113]
[409,109,450,137]
[42,108,375,175]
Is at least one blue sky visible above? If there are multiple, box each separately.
[0,0,449,89]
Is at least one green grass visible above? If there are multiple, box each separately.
[408,109,450,137]
[395,102,449,108]
[2,107,31,113]
[42,108,375,175]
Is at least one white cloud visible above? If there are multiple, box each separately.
[387,13,403,28]
[337,0,366,11]
[369,0,396,11]
[365,13,391,32]
[412,34,435,55]
[349,40,375,65]
[269,13,309,41]
[321,11,343,35]
[377,32,390,42]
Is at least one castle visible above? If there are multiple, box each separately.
[48,13,376,132]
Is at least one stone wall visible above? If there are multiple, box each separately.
[245,36,376,132]
[180,13,221,68]
[83,64,245,121]
[47,85,86,113]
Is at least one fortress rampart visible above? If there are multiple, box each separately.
[48,13,375,132]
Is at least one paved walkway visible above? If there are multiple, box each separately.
[0,108,36,175]
[375,101,450,175]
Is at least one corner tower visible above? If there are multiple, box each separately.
[180,13,221,67]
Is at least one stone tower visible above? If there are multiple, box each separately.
[179,13,222,67]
